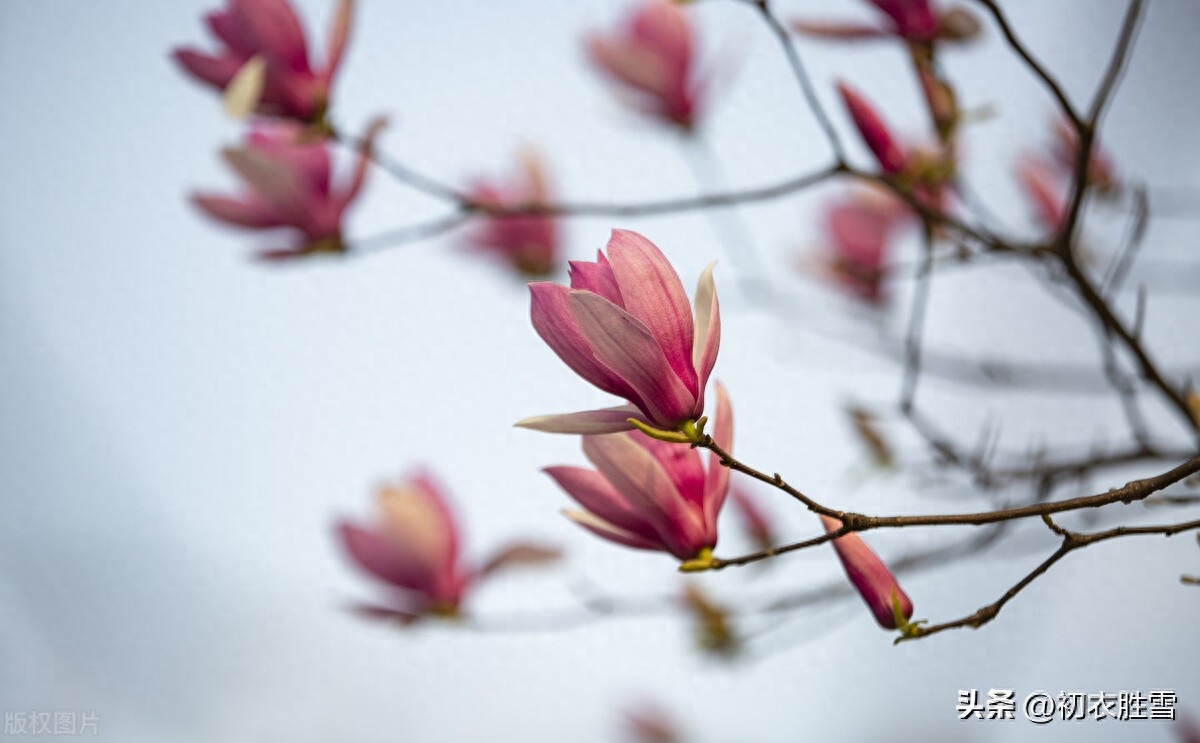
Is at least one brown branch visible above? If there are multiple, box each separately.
[969,0,1084,128]
[900,515,1200,641]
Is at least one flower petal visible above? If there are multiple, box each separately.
[529,282,640,401]
[820,515,914,629]
[691,260,720,403]
[563,509,664,552]
[515,405,642,434]
[605,229,697,394]
[544,466,660,540]
[336,522,430,591]
[567,252,623,305]
[568,290,696,428]
[190,193,283,228]
[583,432,705,558]
[324,0,354,83]
[703,382,733,532]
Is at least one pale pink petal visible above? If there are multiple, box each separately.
[691,261,720,400]
[529,283,640,402]
[324,0,354,83]
[702,382,733,532]
[563,509,665,552]
[587,36,671,99]
[515,406,642,435]
[545,466,661,540]
[632,435,706,512]
[568,290,696,428]
[221,145,313,226]
[567,253,623,306]
[605,229,697,394]
[230,0,312,74]
[335,116,387,212]
[336,522,432,591]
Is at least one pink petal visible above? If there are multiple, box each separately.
[324,0,354,83]
[544,466,661,541]
[563,509,665,552]
[476,542,561,580]
[869,0,938,39]
[529,283,641,402]
[605,229,697,395]
[515,405,642,435]
[583,432,705,559]
[173,48,240,88]
[702,382,733,532]
[221,145,314,226]
[838,82,908,174]
[190,193,283,229]
[632,434,706,512]
[568,290,696,428]
[335,116,387,213]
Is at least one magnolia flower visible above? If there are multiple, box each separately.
[464,151,560,277]
[520,229,720,435]
[838,82,909,175]
[191,118,383,260]
[1016,154,1066,232]
[819,189,910,304]
[624,704,685,743]
[820,515,914,629]
[544,383,732,561]
[792,0,980,45]
[586,0,705,130]
[336,471,559,622]
[173,0,353,126]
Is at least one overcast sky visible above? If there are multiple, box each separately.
[1,1,1198,741]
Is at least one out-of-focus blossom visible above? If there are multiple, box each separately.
[792,0,980,45]
[519,229,720,435]
[838,82,910,175]
[681,583,739,658]
[191,118,383,260]
[1016,154,1067,232]
[336,471,558,622]
[820,515,914,630]
[173,0,353,127]
[464,151,560,277]
[586,0,706,130]
[729,486,775,552]
[624,703,685,743]
[1175,714,1200,743]
[1050,119,1120,196]
[846,404,895,468]
[543,383,732,561]
[819,189,910,304]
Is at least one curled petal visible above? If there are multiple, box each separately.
[325,0,354,83]
[477,542,561,580]
[191,193,283,228]
[516,406,642,435]
[544,466,660,540]
[530,282,639,402]
[702,382,733,531]
[691,261,720,400]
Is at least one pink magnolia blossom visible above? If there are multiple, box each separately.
[464,151,560,277]
[838,82,910,175]
[1016,154,1067,232]
[586,0,705,130]
[191,118,383,260]
[820,189,910,304]
[820,515,914,629]
[337,471,558,622]
[173,0,353,125]
[792,0,980,45]
[625,703,684,743]
[544,383,732,561]
[520,229,720,435]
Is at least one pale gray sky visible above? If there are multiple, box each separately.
[1,1,1198,741]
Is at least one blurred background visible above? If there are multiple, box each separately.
[1,0,1198,740]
